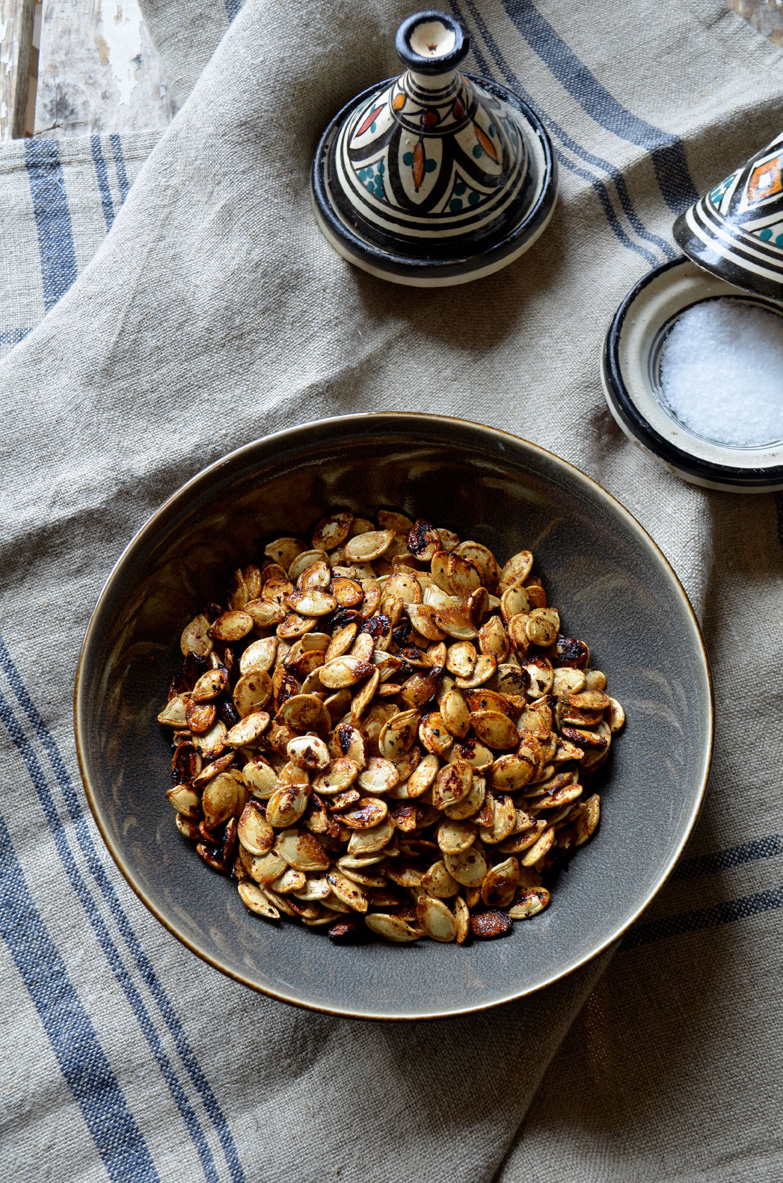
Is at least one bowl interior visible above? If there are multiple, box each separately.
[76,414,712,1019]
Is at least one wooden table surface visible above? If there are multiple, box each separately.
[0,1,781,142]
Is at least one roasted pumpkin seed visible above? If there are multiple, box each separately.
[378,709,420,760]
[344,530,395,563]
[454,894,470,943]
[444,845,487,888]
[444,773,486,820]
[470,910,512,939]
[311,511,354,552]
[480,857,520,907]
[181,614,213,657]
[418,712,453,756]
[286,735,330,771]
[358,757,399,795]
[508,887,550,920]
[266,783,310,829]
[238,880,280,920]
[248,849,287,884]
[416,896,457,942]
[224,711,269,747]
[437,818,477,855]
[607,697,625,731]
[365,914,419,942]
[446,641,477,679]
[340,797,388,829]
[236,801,274,856]
[191,667,229,702]
[499,550,534,588]
[166,785,201,820]
[163,509,623,943]
[455,654,496,689]
[470,710,519,751]
[347,815,395,855]
[276,828,331,871]
[202,772,246,830]
[520,825,555,867]
[208,610,253,643]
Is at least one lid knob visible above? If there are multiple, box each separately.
[395,11,469,79]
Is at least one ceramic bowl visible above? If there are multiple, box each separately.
[602,256,783,492]
[75,414,712,1020]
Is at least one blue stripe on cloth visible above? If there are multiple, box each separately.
[0,329,31,347]
[501,0,699,214]
[225,0,242,20]
[0,636,247,1183]
[91,135,116,232]
[0,683,221,1183]
[622,884,783,950]
[463,0,676,261]
[25,139,78,313]
[453,0,671,267]
[109,134,131,204]
[672,835,783,882]
[0,805,159,1182]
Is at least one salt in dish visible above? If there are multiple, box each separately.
[659,299,783,448]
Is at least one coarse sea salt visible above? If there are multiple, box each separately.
[659,299,783,448]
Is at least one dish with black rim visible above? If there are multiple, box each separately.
[602,256,783,492]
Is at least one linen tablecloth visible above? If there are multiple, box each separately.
[2,2,782,1179]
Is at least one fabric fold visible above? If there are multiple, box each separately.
[2,1,783,1179]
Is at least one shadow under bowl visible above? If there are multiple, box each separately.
[75,413,712,1020]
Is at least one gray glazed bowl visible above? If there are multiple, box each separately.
[75,413,713,1020]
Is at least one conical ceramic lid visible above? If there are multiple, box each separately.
[673,130,783,302]
[312,10,557,287]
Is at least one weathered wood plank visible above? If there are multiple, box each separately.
[35,0,173,137]
[14,0,783,144]
[728,0,783,46]
[0,0,35,139]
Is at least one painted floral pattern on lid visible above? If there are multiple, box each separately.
[673,130,783,303]
[311,10,557,286]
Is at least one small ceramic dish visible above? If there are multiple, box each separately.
[602,130,783,491]
[602,256,783,492]
[75,413,712,1020]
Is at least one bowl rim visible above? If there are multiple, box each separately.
[74,412,714,1021]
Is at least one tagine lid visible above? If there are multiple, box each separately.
[311,10,557,287]
[673,130,783,303]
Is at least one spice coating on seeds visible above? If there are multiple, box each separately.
[159,508,624,942]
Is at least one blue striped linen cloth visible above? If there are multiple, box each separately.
[0,0,243,358]
[1,1,782,1180]
[0,132,160,360]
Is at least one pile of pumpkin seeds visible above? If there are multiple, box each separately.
[160,510,624,945]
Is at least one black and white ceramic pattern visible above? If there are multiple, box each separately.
[312,11,557,286]
[673,130,783,302]
[602,257,783,492]
[603,130,783,490]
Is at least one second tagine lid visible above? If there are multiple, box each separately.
[673,129,783,303]
[311,10,557,287]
